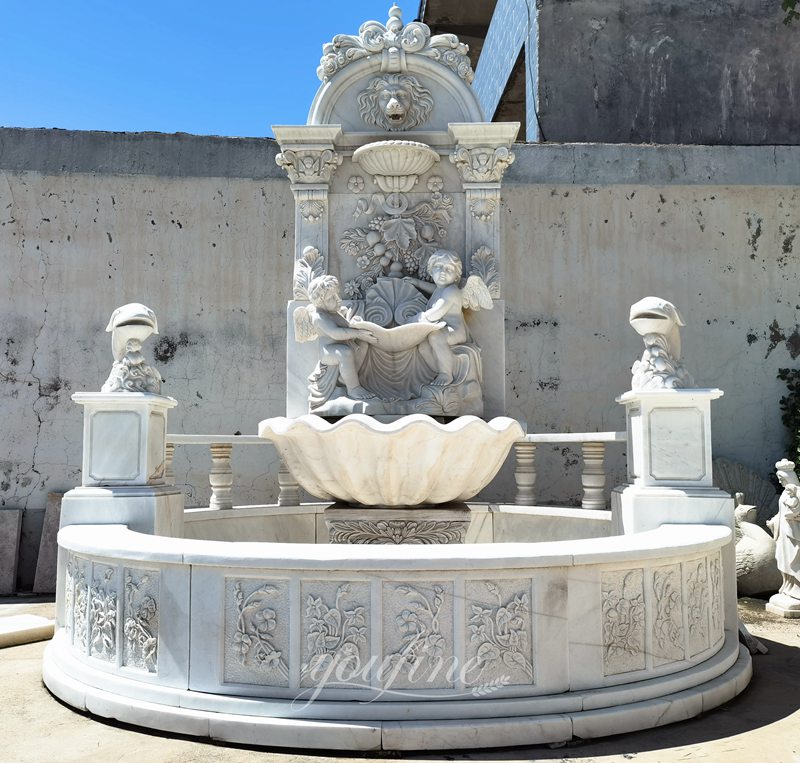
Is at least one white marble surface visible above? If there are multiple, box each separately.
[73,392,176,488]
[258,414,523,506]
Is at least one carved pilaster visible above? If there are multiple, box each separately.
[272,125,342,267]
[448,123,518,287]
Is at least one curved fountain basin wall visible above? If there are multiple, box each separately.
[43,518,750,750]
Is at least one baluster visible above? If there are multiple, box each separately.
[209,443,234,509]
[278,459,301,506]
[164,442,175,485]
[514,441,537,505]
[581,441,607,509]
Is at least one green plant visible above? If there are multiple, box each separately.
[783,0,800,25]
[777,367,800,459]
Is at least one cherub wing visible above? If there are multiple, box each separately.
[293,306,318,343]
[462,275,494,311]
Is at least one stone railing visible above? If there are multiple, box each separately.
[166,435,301,509]
[513,431,627,509]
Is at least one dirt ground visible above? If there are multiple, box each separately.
[2,596,798,763]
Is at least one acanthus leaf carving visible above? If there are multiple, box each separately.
[469,247,500,298]
[450,146,515,183]
[293,246,326,300]
[275,148,342,184]
[299,199,325,222]
[327,518,469,544]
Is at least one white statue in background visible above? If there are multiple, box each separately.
[404,249,492,386]
[101,303,162,394]
[294,275,378,405]
[629,296,695,390]
[769,459,800,602]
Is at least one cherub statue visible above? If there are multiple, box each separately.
[101,303,162,394]
[294,275,378,404]
[404,249,492,386]
[629,296,695,390]
[770,459,800,601]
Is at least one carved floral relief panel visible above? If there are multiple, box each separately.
[651,564,685,667]
[300,581,370,689]
[685,557,710,657]
[464,579,534,689]
[66,553,90,650]
[709,552,723,644]
[89,563,118,663]
[381,581,454,690]
[601,569,645,676]
[224,578,290,687]
[122,567,160,673]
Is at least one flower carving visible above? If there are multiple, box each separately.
[347,175,366,193]
[233,582,289,677]
[468,582,533,682]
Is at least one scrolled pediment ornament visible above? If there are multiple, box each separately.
[317,4,474,85]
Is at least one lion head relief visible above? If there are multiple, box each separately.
[356,74,434,131]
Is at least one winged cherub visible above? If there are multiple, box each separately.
[404,249,493,386]
[294,275,378,402]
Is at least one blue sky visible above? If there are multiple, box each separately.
[2,1,404,137]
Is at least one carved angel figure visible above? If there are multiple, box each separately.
[294,275,378,404]
[629,296,695,390]
[101,303,161,394]
[404,249,492,386]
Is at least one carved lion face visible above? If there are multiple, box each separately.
[378,84,411,128]
[357,74,434,131]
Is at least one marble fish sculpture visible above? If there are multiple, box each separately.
[101,302,162,394]
[629,295,695,390]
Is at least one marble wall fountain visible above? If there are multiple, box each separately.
[42,6,750,752]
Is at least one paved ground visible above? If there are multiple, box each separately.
[2,596,799,763]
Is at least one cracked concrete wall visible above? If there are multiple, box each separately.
[1,129,799,509]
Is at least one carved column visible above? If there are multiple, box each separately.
[449,123,518,287]
[208,443,233,510]
[277,460,301,506]
[514,441,537,506]
[581,442,607,510]
[272,126,342,267]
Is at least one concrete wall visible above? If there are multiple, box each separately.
[467,0,800,145]
[1,128,799,509]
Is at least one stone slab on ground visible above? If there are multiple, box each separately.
[33,493,63,594]
[17,506,44,590]
[0,509,22,594]
[0,614,54,648]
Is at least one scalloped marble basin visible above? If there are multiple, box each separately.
[258,414,524,506]
[352,140,440,193]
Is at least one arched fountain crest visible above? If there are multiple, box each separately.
[43,5,750,752]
